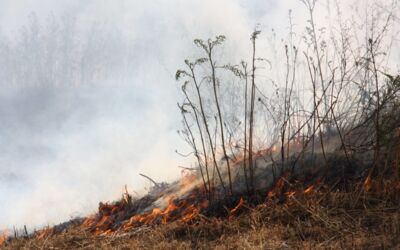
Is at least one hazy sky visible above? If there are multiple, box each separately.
[0,0,265,230]
[0,0,398,230]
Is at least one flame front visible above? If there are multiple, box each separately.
[79,189,211,237]
[267,173,319,200]
[122,197,209,231]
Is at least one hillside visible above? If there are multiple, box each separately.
[2,174,400,249]
[2,133,400,249]
[1,1,400,249]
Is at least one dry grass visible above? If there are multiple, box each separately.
[4,179,399,250]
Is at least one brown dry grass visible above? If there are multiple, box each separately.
[4,179,400,250]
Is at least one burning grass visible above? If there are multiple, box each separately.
[2,167,400,249]
[2,127,400,249]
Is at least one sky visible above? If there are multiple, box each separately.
[0,0,398,230]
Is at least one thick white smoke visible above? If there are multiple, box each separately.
[0,0,398,230]
[0,0,255,230]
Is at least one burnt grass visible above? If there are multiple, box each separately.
[3,173,400,250]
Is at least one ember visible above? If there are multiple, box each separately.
[0,231,10,246]
[364,175,372,192]
[230,198,245,214]
[285,191,296,198]
[303,185,314,194]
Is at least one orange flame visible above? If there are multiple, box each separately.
[268,174,289,198]
[285,191,296,198]
[121,196,209,232]
[0,231,10,246]
[364,175,372,192]
[230,198,245,214]
[303,185,314,194]
[180,204,199,222]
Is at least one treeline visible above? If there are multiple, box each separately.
[0,13,135,86]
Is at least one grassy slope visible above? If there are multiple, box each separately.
[4,179,400,250]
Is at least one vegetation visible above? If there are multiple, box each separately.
[175,0,400,198]
[2,0,400,249]
[4,178,400,249]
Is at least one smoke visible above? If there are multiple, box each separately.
[0,0,257,230]
[0,0,398,230]
[0,84,180,227]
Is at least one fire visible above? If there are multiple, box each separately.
[230,198,245,214]
[120,196,209,233]
[82,216,97,227]
[180,204,200,222]
[303,185,314,194]
[285,191,296,197]
[80,199,135,235]
[0,231,10,246]
[268,174,289,198]
[364,175,372,192]
[281,185,314,199]
[77,178,216,237]
[267,173,318,200]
